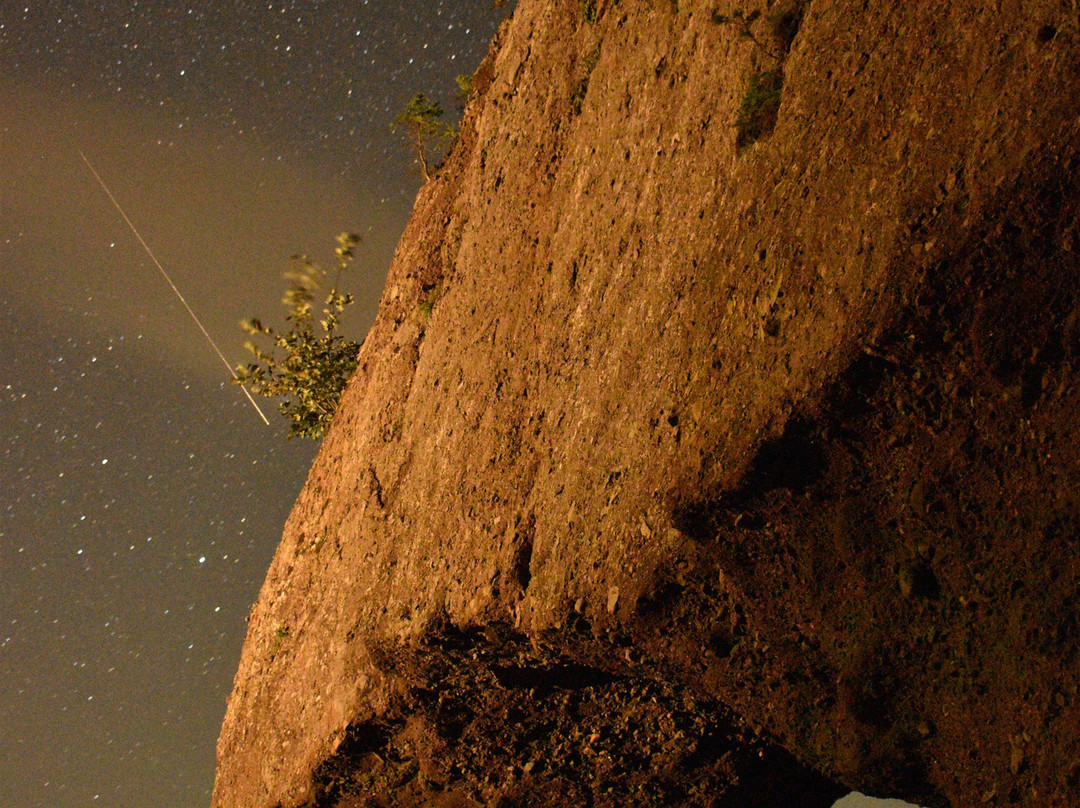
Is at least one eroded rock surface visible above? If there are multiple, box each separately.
[212,1,1080,806]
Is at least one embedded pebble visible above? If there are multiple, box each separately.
[607,586,620,613]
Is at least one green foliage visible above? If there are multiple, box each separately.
[735,69,783,148]
[570,47,601,116]
[714,3,805,150]
[570,78,589,116]
[417,282,443,321]
[236,233,363,440]
[393,92,456,182]
[455,73,475,109]
[579,0,598,23]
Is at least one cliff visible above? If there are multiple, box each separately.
[211,1,1080,806]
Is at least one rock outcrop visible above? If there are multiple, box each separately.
[212,1,1080,806]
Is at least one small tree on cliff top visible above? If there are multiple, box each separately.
[235,233,363,440]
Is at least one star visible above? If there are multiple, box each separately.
[0,2,514,805]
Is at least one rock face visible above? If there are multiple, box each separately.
[211,1,1080,807]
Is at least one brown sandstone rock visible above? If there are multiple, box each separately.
[212,2,1080,806]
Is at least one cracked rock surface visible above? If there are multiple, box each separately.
[211,2,1080,806]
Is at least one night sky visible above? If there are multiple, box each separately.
[0,2,512,806]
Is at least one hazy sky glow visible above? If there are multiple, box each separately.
[0,3,510,806]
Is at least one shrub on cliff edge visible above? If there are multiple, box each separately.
[235,233,363,440]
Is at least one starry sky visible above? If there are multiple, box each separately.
[0,2,513,806]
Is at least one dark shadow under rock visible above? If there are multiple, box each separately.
[310,622,846,808]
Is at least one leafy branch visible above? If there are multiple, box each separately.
[714,2,806,149]
[235,233,363,440]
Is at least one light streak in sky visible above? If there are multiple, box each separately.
[76,148,271,426]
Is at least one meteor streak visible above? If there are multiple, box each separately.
[77,148,270,426]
